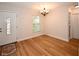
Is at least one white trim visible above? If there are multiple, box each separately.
[17,33,44,42]
[17,33,69,42]
[46,34,69,42]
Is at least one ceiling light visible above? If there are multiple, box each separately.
[40,8,49,16]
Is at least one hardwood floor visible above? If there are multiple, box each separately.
[0,35,79,56]
[16,35,79,56]
[69,38,79,47]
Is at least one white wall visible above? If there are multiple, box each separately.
[0,3,44,41]
[45,6,69,41]
[71,8,79,14]
[0,2,73,42]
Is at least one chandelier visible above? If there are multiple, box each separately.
[40,8,49,16]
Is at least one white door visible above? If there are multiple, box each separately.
[70,14,79,39]
[0,12,16,45]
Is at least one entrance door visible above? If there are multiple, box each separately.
[0,12,16,45]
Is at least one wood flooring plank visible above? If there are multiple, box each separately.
[32,37,72,56]
[2,35,78,56]
[42,36,78,55]
[27,39,52,56]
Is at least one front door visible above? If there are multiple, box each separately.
[0,12,16,45]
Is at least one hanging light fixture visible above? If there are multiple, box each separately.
[40,8,49,16]
[74,2,79,8]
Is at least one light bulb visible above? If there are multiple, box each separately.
[75,6,79,8]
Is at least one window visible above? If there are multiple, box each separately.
[33,16,40,32]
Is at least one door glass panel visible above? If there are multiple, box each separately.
[7,18,11,35]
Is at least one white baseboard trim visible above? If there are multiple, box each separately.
[17,33,44,42]
[17,33,69,42]
[46,34,69,42]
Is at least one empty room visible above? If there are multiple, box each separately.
[0,2,79,56]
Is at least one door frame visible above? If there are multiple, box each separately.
[68,12,71,40]
[68,12,79,40]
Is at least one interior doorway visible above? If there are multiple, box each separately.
[69,13,79,39]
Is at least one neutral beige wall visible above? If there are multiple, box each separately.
[71,8,79,14]
[0,2,73,42]
[45,6,69,41]
[0,3,44,41]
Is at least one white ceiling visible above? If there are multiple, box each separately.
[0,2,74,6]
[0,2,74,10]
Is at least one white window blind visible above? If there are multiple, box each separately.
[33,16,40,32]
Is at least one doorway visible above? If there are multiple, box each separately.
[69,13,79,39]
[0,12,16,45]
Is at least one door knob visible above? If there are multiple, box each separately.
[0,28,2,32]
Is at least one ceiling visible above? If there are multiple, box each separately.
[0,2,74,10]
